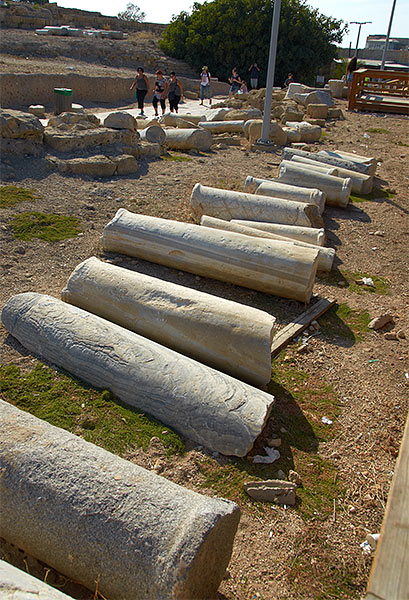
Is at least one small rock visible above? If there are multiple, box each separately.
[244,479,297,505]
[297,343,309,354]
[277,470,285,480]
[338,280,347,286]
[349,505,357,513]
[374,231,384,237]
[14,246,26,255]
[384,332,398,340]
[368,314,393,330]
[268,438,282,448]
[288,470,302,486]
[280,427,287,434]
[397,330,406,339]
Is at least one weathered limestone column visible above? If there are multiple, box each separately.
[284,158,339,176]
[282,147,373,175]
[62,257,276,386]
[328,79,345,98]
[190,184,323,227]
[231,220,326,246]
[254,182,325,214]
[278,162,351,207]
[0,400,240,600]
[290,155,373,194]
[200,216,334,272]
[165,128,212,151]
[0,560,74,600]
[2,293,274,456]
[198,120,245,134]
[317,149,376,177]
[245,176,326,210]
[102,209,319,302]
[160,113,206,126]
[138,125,166,145]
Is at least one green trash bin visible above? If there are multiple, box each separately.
[54,88,73,115]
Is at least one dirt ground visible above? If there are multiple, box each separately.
[1,45,409,600]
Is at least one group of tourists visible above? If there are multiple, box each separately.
[130,67,184,117]
[130,61,264,116]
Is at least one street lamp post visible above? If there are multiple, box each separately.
[350,21,372,57]
[381,0,397,70]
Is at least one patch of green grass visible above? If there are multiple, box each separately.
[350,187,395,203]
[395,140,409,147]
[318,268,390,295]
[365,127,390,134]
[319,302,370,342]
[0,185,40,209]
[0,364,185,456]
[160,153,192,162]
[9,212,81,242]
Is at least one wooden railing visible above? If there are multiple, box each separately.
[348,69,409,114]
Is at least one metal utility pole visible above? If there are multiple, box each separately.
[350,21,372,57]
[381,0,397,70]
[258,0,281,144]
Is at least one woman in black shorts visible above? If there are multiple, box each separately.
[130,67,149,117]
[168,72,183,113]
[152,70,169,116]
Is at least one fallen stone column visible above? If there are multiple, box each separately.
[190,184,323,227]
[139,125,166,145]
[282,146,372,175]
[160,113,206,126]
[2,293,274,456]
[200,216,334,272]
[278,162,351,207]
[317,149,377,178]
[254,181,325,214]
[198,120,245,134]
[62,257,275,386]
[290,155,373,194]
[103,209,319,302]
[0,400,240,600]
[231,220,326,246]
[285,157,339,176]
[245,175,325,207]
[0,560,74,600]
[164,128,212,151]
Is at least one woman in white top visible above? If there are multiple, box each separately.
[199,66,212,106]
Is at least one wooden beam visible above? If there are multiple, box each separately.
[271,298,335,357]
[366,412,409,600]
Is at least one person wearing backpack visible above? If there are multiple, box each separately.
[168,72,183,113]
[152,70,169,116]
[199,66,212,106]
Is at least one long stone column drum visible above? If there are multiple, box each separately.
[278,161,351,207]
[1,293,274,456]
[289,155,373,194]
[0,400,240,600]
[138,125,166,145]
[102,209,319,302]
[200,216,334,272]
[190,183,323,227]
[198,120,245,134]
[62,257,276,386]
[231,220,326,246]
[282,146,372,175]
[247,178,326,214]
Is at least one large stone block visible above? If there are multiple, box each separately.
[0,560,73,600]
[247,120,287,145]
[103,209,319,302]
[0,400,240,600]
[0,108,44,141]
[306,104,328,119]
[164,128,212,151]
[62,257,275,385]
[103,111,137,131]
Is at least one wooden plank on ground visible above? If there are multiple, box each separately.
[270,298,335,357]
[366,412,409,600]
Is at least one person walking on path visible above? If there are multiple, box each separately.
[228,68,242,98]
[152,70,169,116]
[199,66,212,106]
[248,63,260,89]
[130,67,150,117]
[168,71,183,113]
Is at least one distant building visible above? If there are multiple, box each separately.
[365,35,409,51]
[337,34,409,68]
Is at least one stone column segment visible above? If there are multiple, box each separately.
[139,125,166,145]
[1,293,274,457]
[231,220,326,246]
[198,120,245,134]
[317,149,376,177]
[200,216,334,272]
[245,176,326,214]
[290,155,373,194]
[282,146,373,175]
[102,209,319,302]
[0,560,74,600]
[278,161,351,207]
[190,183,323,227]
[0,400,240,600]
[164,128,212,151]
[62,257,275,386]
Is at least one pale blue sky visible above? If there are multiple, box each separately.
[56,0,408,48]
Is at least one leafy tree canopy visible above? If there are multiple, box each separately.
[117,2,146,22]
[159,0,347,86]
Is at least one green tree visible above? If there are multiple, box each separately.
[117,3,146,22]
[159,0,347,86]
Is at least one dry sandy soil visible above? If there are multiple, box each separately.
[1,42,409,600]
